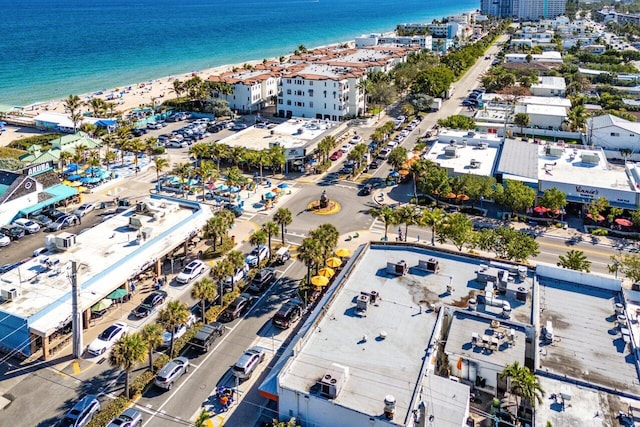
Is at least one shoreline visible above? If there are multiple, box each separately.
[15,9,477,117]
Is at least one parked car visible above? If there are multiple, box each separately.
[369,160,381,169]
[61,395,101,427]
[231,123,248,130]
[350,135,362,144]
[44,209,67,221]
[146,122,163,130]
[106,408,142,427]
[131,128,147,137]
[0,225,25,240]
[339,144,351,153]
[232,346,265,381]
[222,263,250,292]
[246,244,270,267]
[272,300,303,329]
[132,290,167,318]
[377,149,390,160]
[87,322,128,356]
[73,203,96,217]
[219,293,255,322]
[12,218,40,234]
[155,357,189,390]
[248,268,275,293]
[31,214,53,228]
[161,314,196,347]
[0,233,10,247]
[189,322,225,352]
[166,139,187,148]
[274,246,291,265]
[176,260,205,284]
[329,150,343,161]
[47,215,79,232]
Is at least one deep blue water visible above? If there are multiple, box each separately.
[0,0,478,106]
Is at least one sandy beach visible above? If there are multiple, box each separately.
[39,59,267,117]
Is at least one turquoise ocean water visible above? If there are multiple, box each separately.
[0,0,478,106]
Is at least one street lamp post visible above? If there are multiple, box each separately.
[71,260,83,358]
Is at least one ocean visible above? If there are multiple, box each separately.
[0,0,478,107]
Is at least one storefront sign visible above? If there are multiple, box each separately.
[286,147,305,160]
[24,161,54,176]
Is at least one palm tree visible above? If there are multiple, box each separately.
[261,221,279,257]
[395,205,420,242]
[225,250,246,288]
[157,301,190,358]
[211,260,233,302]
[249,229,268,252]
[421,208,446,246]
[557,250,591,272]
[499,361,544,421]
[205,215,226,251]
[192,278,217,323]
[370,205,397,241]
[194,409,212,427]
[196,160,218,199]
[209,142,228,170]
[274,207,293,244]
[310,224,339,265]
[190,143,211,167]
[109,332,146,398]
[64,94,83,132]
[152,156,170,190]
[173,162,194,196]
[298,237,322,285]
[140,323,164,372]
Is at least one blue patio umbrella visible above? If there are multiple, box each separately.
[97,170,111,179]
[388,171,400,178]
[229,186,241,193]
[277,183,289,189]
[265,191,276,199]
[64,163,81,174]
[68,174,82,181]
[79,176,92,183]
[217,184,229,191]
[87,177,101,184]
[85,167,103,175]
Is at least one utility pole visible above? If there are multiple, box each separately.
[71,260,83,358]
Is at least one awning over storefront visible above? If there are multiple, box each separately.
[18,184,78,217]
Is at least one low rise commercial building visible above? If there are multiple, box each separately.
[0,195,211,360]
[529,76,566,97]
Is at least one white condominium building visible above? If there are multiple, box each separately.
[512,0,567,20]
[277,64,365,121]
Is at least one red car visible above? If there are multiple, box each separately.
[330,150,343,161]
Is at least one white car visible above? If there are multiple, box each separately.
[176,260,205,284]
[350,135,362,145]
[146,122,163,130]
[339,144,351,153]
[73,203,96,217]
[166,139,187,148]
[0,233,10,247]
[87,322,128,356]
[161,313,196,347]
[12,218,40,234]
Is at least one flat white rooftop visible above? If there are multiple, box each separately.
[423,141,499,177]
[537,144,634,192]
[279,245,532,423]
[218,118,336,154]
[0,197,211,336]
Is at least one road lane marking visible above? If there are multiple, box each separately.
[142,259,297,426]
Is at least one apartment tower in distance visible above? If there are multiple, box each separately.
[481,0,566,20]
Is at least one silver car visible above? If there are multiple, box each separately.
[155,357,189,390]
[106,408,142,427]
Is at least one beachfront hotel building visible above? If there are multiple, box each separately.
[0,195,211,361]
[481,0,566,20]
[260,241,640,426]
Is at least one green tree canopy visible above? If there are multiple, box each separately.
[437,115,476,130]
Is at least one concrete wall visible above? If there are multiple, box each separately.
[536,264,621,291]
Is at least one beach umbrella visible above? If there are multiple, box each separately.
[265,192,276,199]
[62,180,73,186]
[586,213,604,222]
[68,174,82,181]
[310,275,330,287]
[457,194,470,201]
[615,218,633,227]
[533,206,549,214]
[335,248,352,258]
[107,288,128,300]
[445,192,457,199]
[64,163,81,173]
[278,182,289,189]
[317,267,335,278]
[326,257,342,268]
[217,184,229,191]
[68,181,82,187]
[398,169,410,176]
[77,186,89,193]
[87,177,101,184]
[91,299,112,312]
[388,171,400,178]
[79,177,92,183]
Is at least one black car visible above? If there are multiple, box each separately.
[131,128,147,137]
[219,293,255,322]
[44,209,67,221]
[360,183,373,196]
[0,225,25,240]
[132,290,168,318]
[248,268,275,293]
[369,160,380,169]
[272,301,303,329]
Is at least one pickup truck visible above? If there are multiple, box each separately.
[189,322,225,352]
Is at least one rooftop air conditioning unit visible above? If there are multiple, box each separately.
[54,232,76,251]
[1,288,21,301]
[317,363,349,399]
